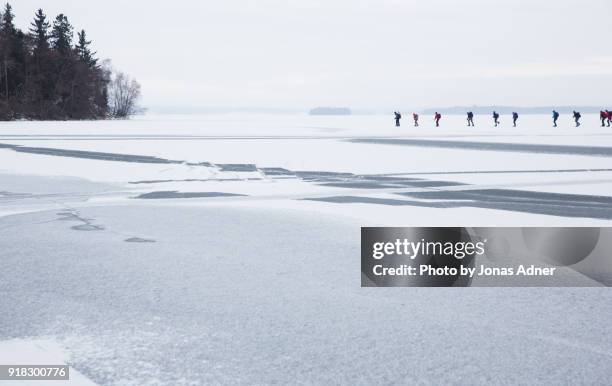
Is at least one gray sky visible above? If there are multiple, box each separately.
[13,0,612,109]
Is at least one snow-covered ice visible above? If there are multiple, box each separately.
[0,339,96,385]
[1,113,611,385]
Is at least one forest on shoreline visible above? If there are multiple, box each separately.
[0,3,140,121]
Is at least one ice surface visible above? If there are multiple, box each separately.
[0,339,97,385]
[1,114,611,385]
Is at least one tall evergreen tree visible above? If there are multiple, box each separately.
[76,30,97,67]
[29,9,50,51]
[48,14,76,117]
[51,14,73,54]
[0,2,26,112]
[26,9,54,118]
[1,3,15,34]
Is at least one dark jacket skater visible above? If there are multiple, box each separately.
[601,111,607,127]
[573,111,581,127]
[552,110,560,127]
[394,111,401,127]
[434,112,441,127]
[413,113,419,127]
[493,111,500,127]
[467,111,474,126]
[512,112,519,127]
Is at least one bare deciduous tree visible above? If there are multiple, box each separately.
[109,70,141,118]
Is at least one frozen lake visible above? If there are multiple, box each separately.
[1,113,611,385]
[1,113,612,223]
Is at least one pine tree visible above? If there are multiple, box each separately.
[29,9,50,51]
[76,30,97,67]
[1,3,15,35]
[26,8,54,118]
[0,3,24,111]
[51,14,73,54]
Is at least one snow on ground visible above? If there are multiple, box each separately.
[1,114,611,385]
[0,339,97,385]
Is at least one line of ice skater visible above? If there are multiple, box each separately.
[394,109,609,128]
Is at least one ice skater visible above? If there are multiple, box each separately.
[601,111,607,127]
[413,113,419,127]
[606,110,611,127]
[512,112,519,127]
[573,111,581,127]
[467,111,474,126]
[434,112,441,127]
[394,111,401,127]
[552,110,559,127]
[493,111,500,127]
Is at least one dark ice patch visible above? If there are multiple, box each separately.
[260,167,296,176]
[0,144,183,164]
[392,180,466,188]
[399,189,612,207]
[56,210,105,231]
[125,237,156,243]
[354,175,423,182]
[71,224,105,231]
[185,161,214,167]
[294,171,355,182]
[318,178,465,189]
[217,164,258,172]
[134,191,247,199]
[304,188,612,219]
[129,180,176,185]
[0,191,31,198]
[348,138,612,157]
[56,212,82,221]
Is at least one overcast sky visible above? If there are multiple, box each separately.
[13,0,612,110]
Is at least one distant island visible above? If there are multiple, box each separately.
[0,4,140,121]
[309,107,352,116]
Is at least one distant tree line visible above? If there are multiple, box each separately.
[0,3,140,120]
